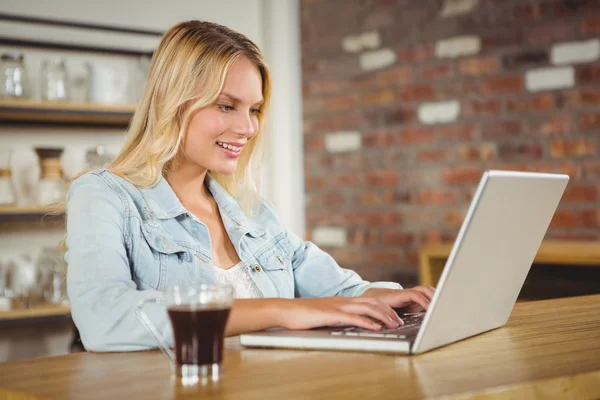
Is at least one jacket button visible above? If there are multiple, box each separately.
[253,264,262,273]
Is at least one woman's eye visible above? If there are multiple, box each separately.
[250,108,261,116]
[218,104,234,112]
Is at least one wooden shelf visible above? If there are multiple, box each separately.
[0,304,71,321]
[0,99,136,126]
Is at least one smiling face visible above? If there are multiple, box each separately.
[181,56,264,175]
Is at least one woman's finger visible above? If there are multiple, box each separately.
[340,302,401,328]
[412,285,435,301]
[406,290,431,311]
[333,312,383,331]
[353,297,402,325]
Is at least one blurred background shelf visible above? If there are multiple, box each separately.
[0,205,63,221]
[0,304,70,322]
[0,99,136,127]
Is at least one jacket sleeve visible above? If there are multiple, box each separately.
[65,172,172,352]
[262,200,402,298]
[287,231,402,298]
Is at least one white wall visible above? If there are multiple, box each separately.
[0,0,304,261]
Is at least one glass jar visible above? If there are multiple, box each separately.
[38,247,67,305]
[40,57,70,102]
[35,147,66,206]
[0,148,17,206]
[0,52,30,99]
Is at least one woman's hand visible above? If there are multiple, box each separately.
[361,286,436,314]
[276,296,403,331]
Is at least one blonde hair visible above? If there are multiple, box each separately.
[56,20,271,255]
[111,20,271,213]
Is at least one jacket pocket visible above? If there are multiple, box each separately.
[136,223,189,290]
[255,234,294,297]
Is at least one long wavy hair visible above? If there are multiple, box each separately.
[56,20,271,255]
[109,20,271,212]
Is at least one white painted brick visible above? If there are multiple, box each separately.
[440,0,479,18]
[526,67,575,92]
[359,48,396,71]
[361,31,381,50]
[342,35,363,53]
[325,131,362,153]
[342,31,381,53]
[551,39,600,65]
[312,227,347,247]
[418,100,461,124]
[435,36,481,58]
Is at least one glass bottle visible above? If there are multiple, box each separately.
[40,57,70,102]
[0,52,30,99]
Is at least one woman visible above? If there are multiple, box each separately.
[65,20,434,352]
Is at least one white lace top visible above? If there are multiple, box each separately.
[212,261,264,299]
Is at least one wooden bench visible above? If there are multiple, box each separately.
[419,240,600,288]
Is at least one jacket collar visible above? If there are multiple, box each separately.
[140,174,264,236]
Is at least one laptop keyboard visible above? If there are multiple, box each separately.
[330,312,425,339]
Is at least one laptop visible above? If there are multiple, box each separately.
[240,170,569,355]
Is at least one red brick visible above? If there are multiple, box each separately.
[420,64,453,81]
[482,31,522,49]
[348,75,379,91]
[376,66,413,86]
[463,99,502,116]
[417,189,458,206]
[366,170,400,186]
[513,3,551,22]
[577,65,600,84]
[397,85,435,102]
[445,210,466,228]
[304,136,324,151]
[334,173,362,186]
[304,176,327,190]
[482,75,524,94]
[396,44,433,63]
[367,249,405,266]
[506,94,554,113]
[579,112,600,130]
[356,191,380,206]
[367,211,402,226]
[581,210,600,227]
[527,21,578,44]
[327,94,357,111]
[420,231,455,245]
[442,167,483,185]
[499,142,544,159]
[417,149,446,163]
[439,125,479,141]
[361,90,395,106]
[381,231,414,246]
[382,190,411,205]
[362,131,395,148]
[347,228,380,246]
[503,50,549,69]
[550,139,597,158]
[550,209,579,228]
[532,115,572,136]
[399,127,435,144]
[483,121,523,138]
[454,143,498,162]
[308,79,343,94]
[562,184,598,203]
[584,160,600,179]
[309,114,363,133]
[582,16,600,35]
[567,88,600,107]
[459,56,499,75]
[303,98,328,116]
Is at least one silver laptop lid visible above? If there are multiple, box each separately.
[412,170,569,354]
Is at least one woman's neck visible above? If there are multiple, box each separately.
[165,163,212,206]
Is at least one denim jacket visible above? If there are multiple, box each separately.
[65,169,402,352]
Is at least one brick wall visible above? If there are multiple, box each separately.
[300,0,600,286]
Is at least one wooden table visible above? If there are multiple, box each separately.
[0,295,599,399]
[419,240,600,288]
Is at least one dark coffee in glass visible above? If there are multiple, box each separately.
[168,305,231,366]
